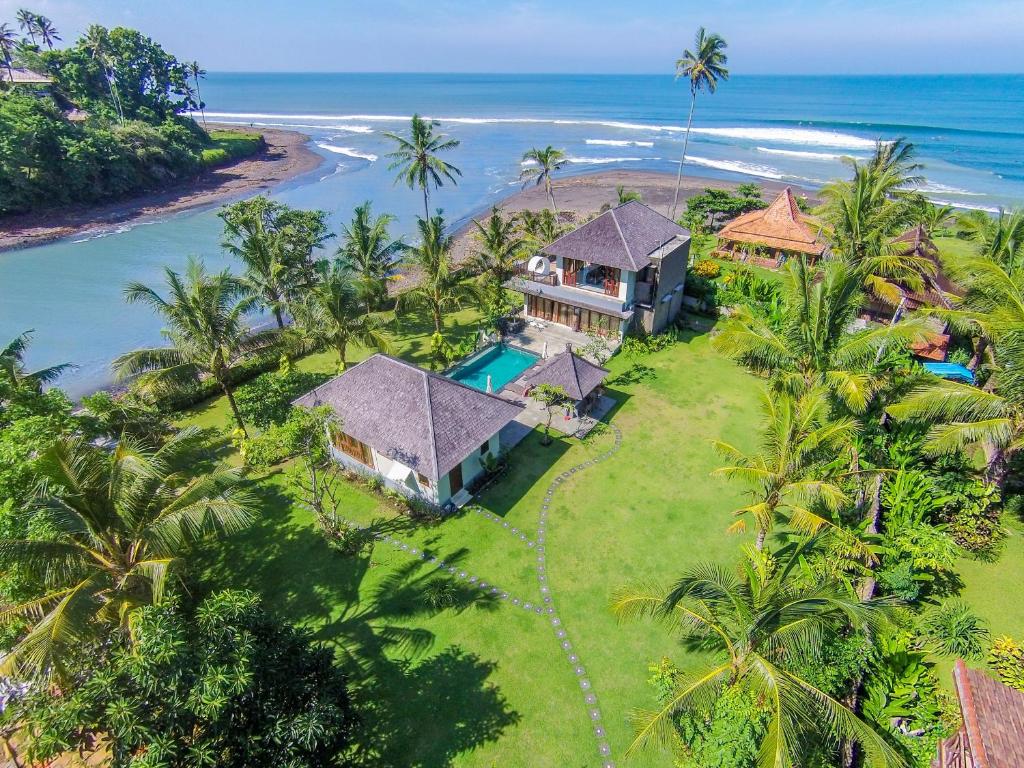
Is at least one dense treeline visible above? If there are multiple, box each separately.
[0,15,253,214]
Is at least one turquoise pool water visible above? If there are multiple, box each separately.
[447,344,539,392]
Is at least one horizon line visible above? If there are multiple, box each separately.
[203,70,1024,78]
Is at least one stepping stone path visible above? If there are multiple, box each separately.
[469,423,624,767]
[322,421,624,766]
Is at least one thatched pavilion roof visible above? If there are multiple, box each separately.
[718,188,826,257]
[950,659,1024,767]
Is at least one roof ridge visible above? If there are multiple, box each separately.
[421,369,440,480]
[568,353,584,400]
[608,208,637,270]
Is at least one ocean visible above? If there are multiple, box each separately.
[2,73,1022,396]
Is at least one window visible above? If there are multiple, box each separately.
[416,472,430,488]
[331,429,373,467]
[480,439,491,456]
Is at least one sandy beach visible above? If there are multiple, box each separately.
[0,126,325,253]
[444,169,820,272]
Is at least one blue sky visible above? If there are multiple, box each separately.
[3,0,1023,74]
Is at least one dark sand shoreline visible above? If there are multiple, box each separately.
[0,125,326,253]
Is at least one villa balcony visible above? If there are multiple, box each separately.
[513,261,558,286]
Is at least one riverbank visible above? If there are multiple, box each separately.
[441,169,819,277]
[0,126,324,253]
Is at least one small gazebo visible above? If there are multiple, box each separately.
[716,187,827,269]
[521,348,609,415]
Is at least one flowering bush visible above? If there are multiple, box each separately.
[988,636,1024,691]
[692,258,721,278]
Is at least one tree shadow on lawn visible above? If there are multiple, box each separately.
[474,429,571,518]
[193,469,517,763]
[352,644,522,768]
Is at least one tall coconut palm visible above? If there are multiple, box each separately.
[915,200,955,239]
[384,114,461,219]
[0,429,254,680]
[35,15,59,49]
[712,256,930,413]
[713,386,871,558]
[519,146,567,214]
[188,60,207,126]
[820,139,932,305]
[83,24,124,124]
[113,257,282,437]
[398,213,473,337]
[517,208,564,252]
[611,543,904,768]
[292,260,393,370]
[669,27,730,220]
[337,201,405,312]
[0,24,18,79]
[15,9,36,44]
[1,331,74,392]
[471,206,524,291]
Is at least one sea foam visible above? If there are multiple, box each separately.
[315,143,378,161]
[585,139,655,148]
[757,147,852,161]
[566,156,651,164]
[684,156,785,180]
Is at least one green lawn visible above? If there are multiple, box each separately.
[185,317,764,766]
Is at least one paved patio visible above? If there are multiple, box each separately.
[500,393,616,448]
[503,319,619,361]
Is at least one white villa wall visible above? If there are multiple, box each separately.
[329,432,501,508]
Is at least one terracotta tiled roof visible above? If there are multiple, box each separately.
[293,354,522,481]
[542,201,690,272]
[718,188,826,257]
[954,659,1024,768]
[522,350,608,401]
[910,332,950,362]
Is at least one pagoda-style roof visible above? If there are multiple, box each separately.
[718,188,826,257]
[1,67,52,85]
[950,660,1024,767]
[522,349,608,401]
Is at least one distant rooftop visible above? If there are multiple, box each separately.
[1,67,52,85]
[543,201,690,272]
[950,659,1024,768]
[718,187,826,257]
[292,354,522,481]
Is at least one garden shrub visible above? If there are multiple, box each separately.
[918,601,990,660]
[241,406,331,469]
[691,258,721,279]
[200,147,230,166]
[988,636,1024,691]
[235,367,332,429]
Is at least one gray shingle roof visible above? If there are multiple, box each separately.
[542,201,689,272]
[292,354,523,481]
[522,350,609,401]
[1,67,52,84]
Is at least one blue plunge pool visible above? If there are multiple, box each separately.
[447,344,539,392]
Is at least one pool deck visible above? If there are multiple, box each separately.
[503,320,614,361]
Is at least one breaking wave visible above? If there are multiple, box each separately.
[585,139,655,147]
[757,147,853,161]
[684,156,785,180]
[315,143,378,161]
[566,156,651,164]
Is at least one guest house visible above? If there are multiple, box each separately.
[716,187,827,268]
[293,354,523,508]
[507,201,690,338]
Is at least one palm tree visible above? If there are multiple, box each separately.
[34,15,59,49]
[915,201,955,239]
[956,208,1024,271]
[0,24,18,79]
[888,250,1024,486]
[713,386,870,556]
[471,206,523,291]
[819,139,932,305]
[712,256,929,414]
[0,429,254,680]
[292,260,393,370]
[398,213,473,338]
[384,114,461,219]
[113,257,282,437]
[337,202,405,312]
[517,208,564,252]
[611,543,904,768]
[616,186,642,204]
[519,146,567,214]
[669,27,730,220]
[188,60,207,126]
[1,331,74,391]
[15,9,36,45]
[83,24,124,124]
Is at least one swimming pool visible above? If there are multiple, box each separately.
[446,344,539,393]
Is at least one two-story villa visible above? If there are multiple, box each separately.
[507,201,691,338]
